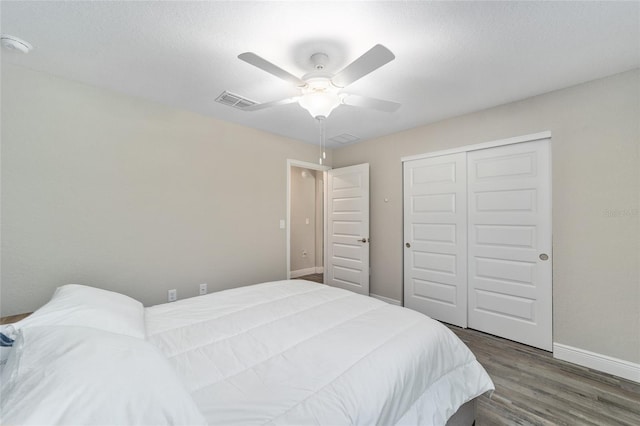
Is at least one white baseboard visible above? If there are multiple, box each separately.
[315,266,324,274]
[370,293,402,306]
[290,267,317,279]
[553,343,640,383]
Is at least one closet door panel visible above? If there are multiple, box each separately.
[403,153,467,327]
[467,139,552,351]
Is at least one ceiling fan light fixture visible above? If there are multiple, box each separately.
[298,91,342,119]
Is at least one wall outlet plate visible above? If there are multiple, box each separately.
[168,289,177,302]
[199,283,207,295]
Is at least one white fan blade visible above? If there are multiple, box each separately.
[243,97,300,111]
[238,52,307,87]
[331,44,395,88]
[342,94,401,112]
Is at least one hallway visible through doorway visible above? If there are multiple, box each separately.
[294,273,323,284]
[289,166,324,280]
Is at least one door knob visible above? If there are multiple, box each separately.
[539,253,549,261]
[358,238,367,243]
[406,242,411,248]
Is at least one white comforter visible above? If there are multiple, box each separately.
[145,280,493,425]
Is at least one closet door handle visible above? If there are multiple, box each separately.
[358,238,367,243]
[406,242,411,248]
[539,253,549,261]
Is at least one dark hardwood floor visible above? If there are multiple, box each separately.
[294,273,324,284]
[0,312,30,325]
[447,325,640,426]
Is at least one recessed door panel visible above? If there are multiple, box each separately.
[474,290,535,322]
[333,197,361,213]
[413,279,457,306]
[474,152,536,179]
[332,221,362,237]
[413,252,457,275]
[413,224,457,244]
[333,265,363,288]
[475,225,536,248]
[413,193,456,213]
[475,257,535,285]
[475,189,536,212]
[332,243,362,262]
[412,162,456,184]
[332,174,362,191]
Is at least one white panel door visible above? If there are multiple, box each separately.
[327,164,369,295]
[403,153,468,327]
[467,139,552,350]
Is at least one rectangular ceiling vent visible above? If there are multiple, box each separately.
[215,91,256,109]
[329,133,361,145]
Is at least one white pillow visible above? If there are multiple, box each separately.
[0,326,207,426]
[16,284,146,339]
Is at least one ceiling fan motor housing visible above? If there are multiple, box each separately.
[310,52,329,70]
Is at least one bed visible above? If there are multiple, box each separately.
[1,280,493,425]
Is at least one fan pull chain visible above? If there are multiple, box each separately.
[318,116,326,165]
[320,118,327,160]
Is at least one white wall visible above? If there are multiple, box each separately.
[333,69,640,364]
[1,64,330,315]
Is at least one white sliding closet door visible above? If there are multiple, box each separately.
[403,134,552,351]
[467,139,552,350]
[403,153,468,327]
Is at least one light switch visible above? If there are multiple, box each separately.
[279,219,285,229]
[305,218,310,225]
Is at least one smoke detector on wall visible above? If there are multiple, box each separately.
[1,35,33,53]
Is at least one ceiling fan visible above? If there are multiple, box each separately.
[237,44,401,119]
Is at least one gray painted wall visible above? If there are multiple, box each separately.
[1,64,329,315]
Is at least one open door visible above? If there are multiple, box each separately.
[326,163,370,295]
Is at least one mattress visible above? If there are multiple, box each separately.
[145,280,493,425]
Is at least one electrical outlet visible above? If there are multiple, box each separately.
[199,283,207,295]
[168,289,177,302]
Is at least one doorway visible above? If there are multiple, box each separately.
[287,160,371,295]
[287,160,329,282]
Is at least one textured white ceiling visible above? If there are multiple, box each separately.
[1,1,638,147]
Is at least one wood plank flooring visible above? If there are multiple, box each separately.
[294,273,324,284]
[0,312,30,325]
[447,325,640,426]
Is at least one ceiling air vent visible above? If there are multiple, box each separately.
[215,91,256,109]
[329,133,360,145]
